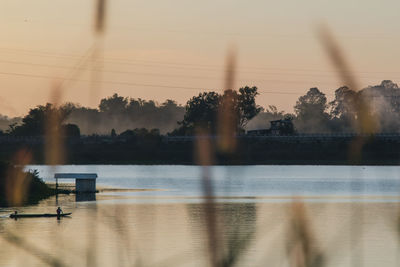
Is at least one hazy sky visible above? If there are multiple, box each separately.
[1,0,400,116]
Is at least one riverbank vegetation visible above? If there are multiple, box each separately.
[0,161,67,207]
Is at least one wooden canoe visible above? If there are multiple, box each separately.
[10,213,72,218]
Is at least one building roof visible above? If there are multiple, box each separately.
[54,173,98,179]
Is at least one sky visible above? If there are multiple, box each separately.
[1,0,400,117]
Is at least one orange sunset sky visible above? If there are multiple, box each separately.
[1,0,400,117]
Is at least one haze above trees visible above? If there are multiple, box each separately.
[63,95,185,135]
[2,80,400,136]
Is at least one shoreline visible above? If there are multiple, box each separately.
[45,182,164,193]
[28,160,400,166]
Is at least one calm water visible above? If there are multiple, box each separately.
[0,165,399,266]
[25,165,400,200]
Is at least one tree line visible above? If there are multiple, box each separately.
[1,80,400,137]
[249,80,400,134]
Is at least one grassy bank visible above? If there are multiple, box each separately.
[0,162,69,207]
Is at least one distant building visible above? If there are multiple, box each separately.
[247,118,295,136]
[54,173,98,193]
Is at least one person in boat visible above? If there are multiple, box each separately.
[56,207,63,216]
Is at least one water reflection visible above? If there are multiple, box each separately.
[0,197,400,266]
[76,193,96,202]
[188,203,257,266]
[220,203,257,266]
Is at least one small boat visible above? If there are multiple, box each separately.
[10,213,72,218]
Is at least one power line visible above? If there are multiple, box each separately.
[1,58,391,81]
[0,70,335,96]
[0,47,311,73]
[0,47,398,75]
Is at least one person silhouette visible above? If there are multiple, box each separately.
[56,207,63,218]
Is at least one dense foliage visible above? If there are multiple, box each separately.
[173,86,262,135]
[0,161,55,206]
[7,103,79,137]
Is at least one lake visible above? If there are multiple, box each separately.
[1,165,400,266]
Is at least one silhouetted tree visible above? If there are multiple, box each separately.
[237,86,262,128]
[99,93,128,114]
[9,104,70,136]
[294,88,330,133]
[178,91,221,135]
[176,87,261,135]
[329,86,357,132]
[330,86,356,119]
[111,128,117,137]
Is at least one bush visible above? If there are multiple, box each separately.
[0,162,55,207]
